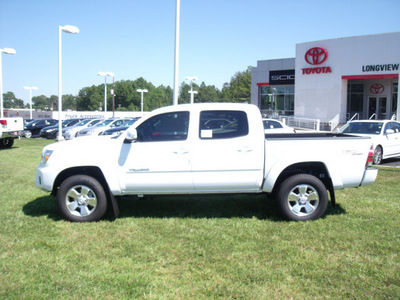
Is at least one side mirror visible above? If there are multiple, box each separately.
[124,128,138,143]
[385,129,395,135]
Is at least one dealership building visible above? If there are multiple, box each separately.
[251,32,400,128]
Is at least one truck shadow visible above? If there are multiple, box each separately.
[116,194,346,221]
[23,194,346,221]
[22,195,63,221]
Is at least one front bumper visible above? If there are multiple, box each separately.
[36,166,56,192]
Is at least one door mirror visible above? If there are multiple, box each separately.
[124,128,138,143]
[385,129,395,135]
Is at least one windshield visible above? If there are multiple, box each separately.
[75,119,92,126]
[340,122,383,135]
[97,119,113,127]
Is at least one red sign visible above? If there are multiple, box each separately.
[370,83,384,94]
[302,47,331,75]
[305,47,328,65]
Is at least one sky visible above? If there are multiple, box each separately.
[1,0,400,104]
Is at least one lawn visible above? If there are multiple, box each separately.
[0,138,399,299]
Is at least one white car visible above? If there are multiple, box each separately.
[339,120,400,164]
[63,119,103,140]
[77,118,129,137]
[263,119,296,134]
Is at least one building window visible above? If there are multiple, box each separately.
[393,83,398,117]
[347,83,364,120]
[260,85,294,116]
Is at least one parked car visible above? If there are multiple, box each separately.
[76,118,129,137]
[101,118,140,136]
[23,119,34,126]
[39,118,83,139]
[63,118,103,140]
[263,119,296,134]
[23,119,58,138]
[339,120,400,164]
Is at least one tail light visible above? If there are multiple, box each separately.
[0,120,7,126]
[366,145,374,167]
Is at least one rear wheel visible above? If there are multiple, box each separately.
[277,174,328,221]
[373,146,383,165]
[57,175,107,222]
[1,138,14,148]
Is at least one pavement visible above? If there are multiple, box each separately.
[380,157,400,168]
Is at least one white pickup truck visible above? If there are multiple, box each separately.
[0,117,23,148]
[36,103,378,222]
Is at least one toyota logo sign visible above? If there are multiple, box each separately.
[370,83,384,94]
[305,47,328,65]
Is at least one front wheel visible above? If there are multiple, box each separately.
[277,174,328,221]
[57,175,108,222]
[24,131,32,138]
[373,146,383,165]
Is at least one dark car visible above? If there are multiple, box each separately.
[102,118,140,136]
[40,118,83,139]
[23,119,58,138]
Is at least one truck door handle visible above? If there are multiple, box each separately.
[238,147,253,153]
[174,149,189,155]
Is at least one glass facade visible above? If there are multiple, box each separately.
[260,85,294,116]
[347,83,364,120]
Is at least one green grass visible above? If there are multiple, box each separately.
[1,138,399,299]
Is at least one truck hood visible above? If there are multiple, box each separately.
[43,135,122,167]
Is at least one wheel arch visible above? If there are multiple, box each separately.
[52,166,106,195]
[271,162,335,206]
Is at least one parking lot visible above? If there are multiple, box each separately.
[381,157,400,167]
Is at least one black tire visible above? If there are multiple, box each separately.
[373,145,383,165]
[57,175,107,222]
[2,138,14,148]
[277,174,328,221]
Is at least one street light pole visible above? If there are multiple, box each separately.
[0,48,16,118]
[185,76,198,104]
[136,89,148,112]
[173,0,180,105]
[97,72,114,116]
[23,86,38,119]
[58,25,79,141]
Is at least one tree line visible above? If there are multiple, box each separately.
[3,67,251,112]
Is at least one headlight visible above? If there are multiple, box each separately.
[40,150,53,165]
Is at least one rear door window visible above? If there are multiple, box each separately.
[199,110,248,139]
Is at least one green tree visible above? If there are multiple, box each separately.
[3,91,24,108]
[222,66,252,103]
[49,95,58,111]
[32,95,50,110]
[197,82,219,103]
[63,94,76,110]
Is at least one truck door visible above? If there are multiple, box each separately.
[191,110,264,192]
[118,111,194,193]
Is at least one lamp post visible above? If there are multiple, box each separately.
[185,76,198,104]
[58,25,79,141]
[173,0,180,105]
[136,89,148,112]
[0,48,16,118]
[97,71,114,116]
[23,86,38,119]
